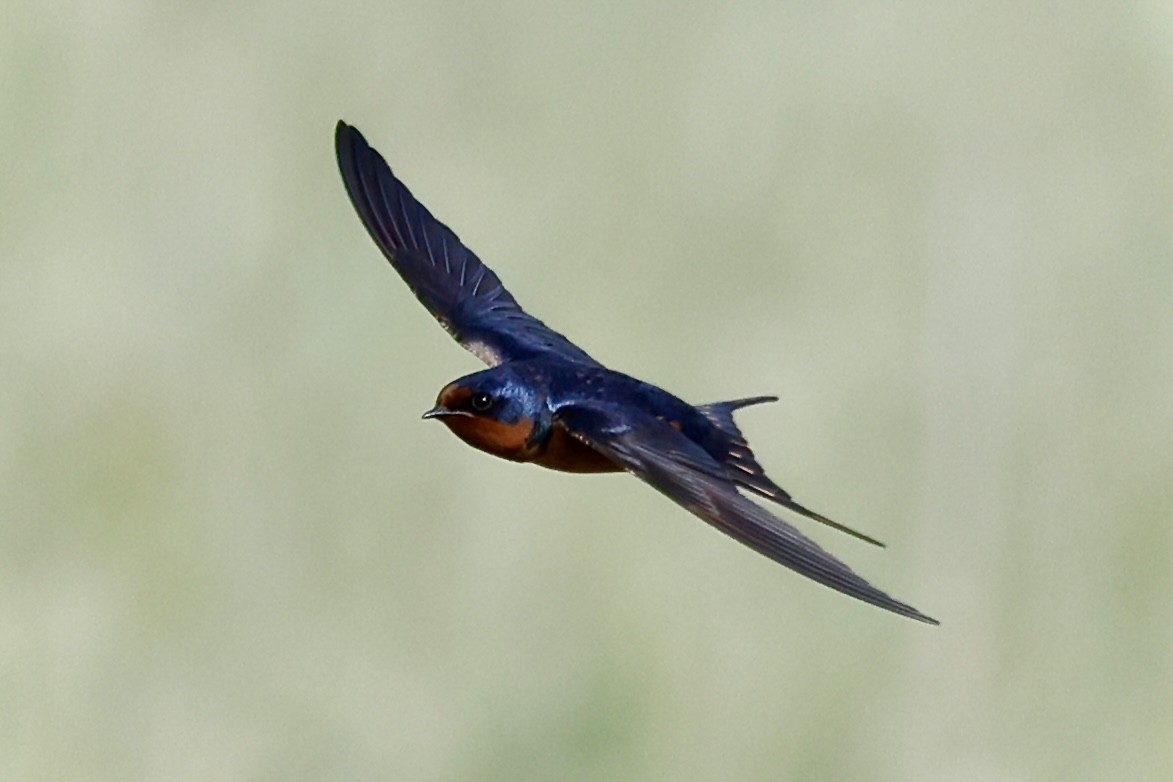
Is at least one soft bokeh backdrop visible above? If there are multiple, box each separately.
[3,2,1171,780]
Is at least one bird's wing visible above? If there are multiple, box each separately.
[335,121,598,367]
[555,401,938,624]
[697,398,886,548]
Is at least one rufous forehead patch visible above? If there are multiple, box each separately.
[437,384,473,408]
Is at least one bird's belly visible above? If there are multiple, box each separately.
[534,424,620,473]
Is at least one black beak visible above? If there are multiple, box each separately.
[421,406,472,420]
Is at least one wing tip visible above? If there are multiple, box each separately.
[336,118,362,143]
[854,582,939,625]
[335,119,358,157]
[903,606,941,626]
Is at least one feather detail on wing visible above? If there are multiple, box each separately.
[556,401,937,624]
[697,397,886,547]
[336,121,597,367]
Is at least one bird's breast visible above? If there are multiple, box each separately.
[441,415,539,462]
[533,423,620,473]
[439,412,618,472]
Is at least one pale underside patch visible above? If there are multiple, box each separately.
[434,314,504,366]
[461,336,505,366]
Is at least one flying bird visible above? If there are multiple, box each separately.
[335,120,937,624]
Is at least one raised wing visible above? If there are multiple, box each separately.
[556,402,938,624]
[335,121,598,367]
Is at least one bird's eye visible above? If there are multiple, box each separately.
[469,392,493,411]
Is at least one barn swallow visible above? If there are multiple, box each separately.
[335,120,937,624]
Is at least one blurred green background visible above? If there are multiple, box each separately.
[3,2,1172,780]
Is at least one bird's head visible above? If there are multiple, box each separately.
[422,368,548,462]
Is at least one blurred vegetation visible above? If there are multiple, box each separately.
[2,2,1171,780]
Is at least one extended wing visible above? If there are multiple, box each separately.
[556,402,937,624]
[335,121,598,367]
[697,397,886,547]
